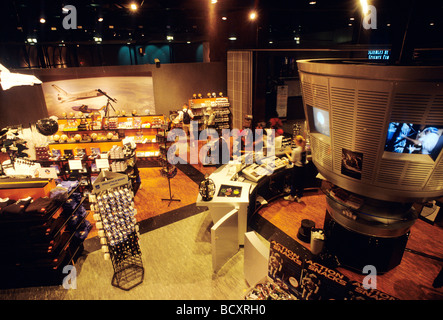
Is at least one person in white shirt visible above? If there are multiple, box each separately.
[173,103,194,136]
[284,135,308,202]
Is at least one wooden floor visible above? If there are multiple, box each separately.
[255,189,443,300]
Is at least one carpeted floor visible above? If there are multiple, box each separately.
[0,210,249,300]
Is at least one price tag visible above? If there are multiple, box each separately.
[96,158,110,170]
[68,159,82,170]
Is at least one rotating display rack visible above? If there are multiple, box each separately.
[90,171,144,291]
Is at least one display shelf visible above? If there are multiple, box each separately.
[0,182,89,288]
[189,97,232,132]
[48,115,165,159]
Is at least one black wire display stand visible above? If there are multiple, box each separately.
[91,171,144,291]
[157,125,181,207]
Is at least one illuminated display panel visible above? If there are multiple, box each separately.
[385,123,443,161]
[309,106,330,137]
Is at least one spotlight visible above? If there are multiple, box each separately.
[40,18,46,24]
[249,11,257,21]
[130,3,138,11]
[360,0,369,15]
[98,17,104,22]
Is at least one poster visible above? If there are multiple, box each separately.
[276,85,288,118]
[41,76,155,118]
[341,148,363,180]
[267,240,398,300]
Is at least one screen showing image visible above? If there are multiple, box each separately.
[312,106,330,137]
[385,123,443,161]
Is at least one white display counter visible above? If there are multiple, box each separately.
[196,164,256,246]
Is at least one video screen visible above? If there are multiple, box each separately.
[385,123,443,161]
[312,106,330,137]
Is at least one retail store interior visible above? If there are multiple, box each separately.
[0,0,442,301]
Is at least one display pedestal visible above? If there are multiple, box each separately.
[323,210,410,273]
[321,181,417,273]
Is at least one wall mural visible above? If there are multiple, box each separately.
[41,76,155,118]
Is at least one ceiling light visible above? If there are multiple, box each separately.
[228,36,237,41]
[350,17,355,21]
[249,11,257,20]
[40,18,46,23]
[109,25,114,29]
[430,22,435,26]
[187,41,191,44]
[360,0,369,15]
[51,27,57,31]
[98,17,104,22]
[211,0,217,3]
[309,1,316,4]
[221,16,227,21]
[166,35,174,41]
[130,3,138,11]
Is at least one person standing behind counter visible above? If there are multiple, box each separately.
[284,135,308,203]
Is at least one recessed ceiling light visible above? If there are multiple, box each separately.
[98,17,104,22]
[309,1,316,4]
[130,3,138,11]
[430,22,435,26]
[228,36,237,40]
[40,18,46,23]
[249,11,257,20]
[221,16,227,21]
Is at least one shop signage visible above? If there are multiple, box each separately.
[267,239,397,300]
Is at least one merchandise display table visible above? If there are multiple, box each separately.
[196,157,291,246]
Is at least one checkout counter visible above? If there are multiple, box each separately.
[196,153,291,247]
[196,147,320,271]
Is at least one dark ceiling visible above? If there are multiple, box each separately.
[1,0,442,48]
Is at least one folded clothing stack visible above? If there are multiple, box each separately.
[74,220,92,241]
[24,197,57,216]
[0,198,15,212]
[58,180,79,193]
[1,196,33,215]
[0,196,58,218]
[66,205,87,231]
[62,192,82,215]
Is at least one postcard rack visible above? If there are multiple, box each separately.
[91,171,144,290]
